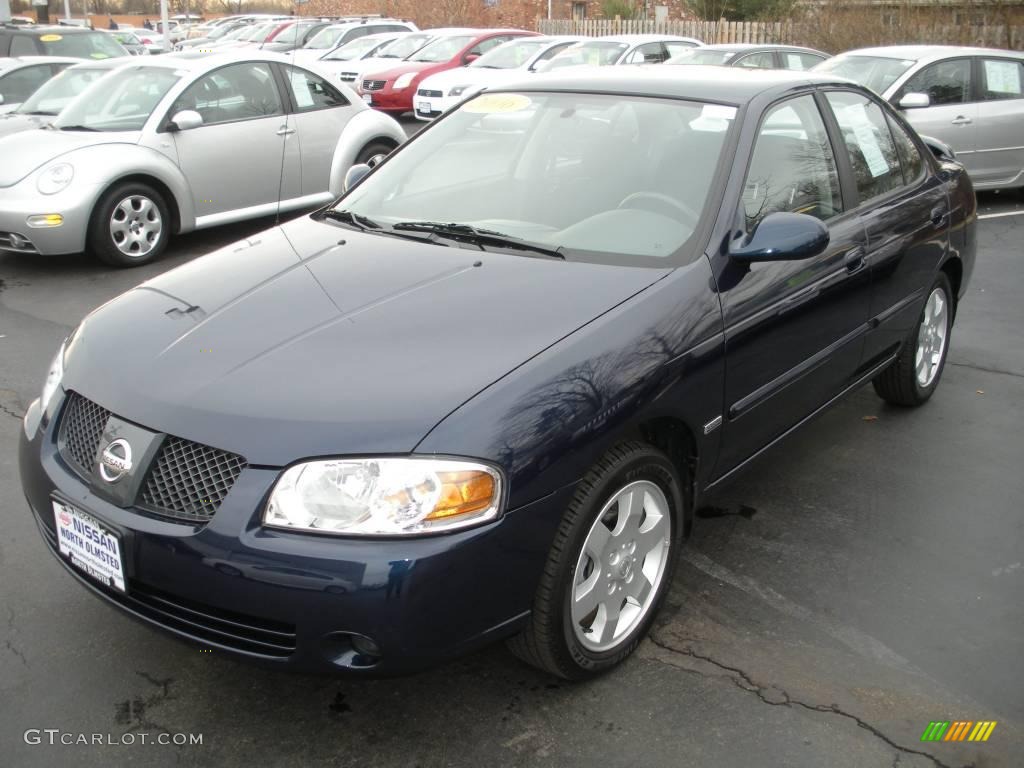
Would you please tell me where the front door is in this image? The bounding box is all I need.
[169,61,300,222]
[713,94,872,476]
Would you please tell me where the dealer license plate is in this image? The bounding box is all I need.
[417,102,432,114]
[53,500,126,593]
[362,93,373,104]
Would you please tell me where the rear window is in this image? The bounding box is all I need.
[39,31,127,60]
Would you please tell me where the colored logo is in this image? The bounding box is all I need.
[921,721,997,742]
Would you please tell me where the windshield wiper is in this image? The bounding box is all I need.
[321,209,382,231]
[24,110,58,116]
[391,222,565,259]
[58,124,99,132]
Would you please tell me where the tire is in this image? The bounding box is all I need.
[507,441,685,680]
[872,272,954,406]
[354,140,394,168]
[88,182,171,268]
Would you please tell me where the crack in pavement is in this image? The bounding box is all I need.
[646,633,970,768]
[4,605,28,668]
[0,401,22,421]
[114,671,177,735]
[947,360,1024,379]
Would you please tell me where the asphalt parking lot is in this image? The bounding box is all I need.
[1,171,1022,767]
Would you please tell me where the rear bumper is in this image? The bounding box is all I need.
[19,392,574,675]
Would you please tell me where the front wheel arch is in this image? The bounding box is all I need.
[96,173,182,235]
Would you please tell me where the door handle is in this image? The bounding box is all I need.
[950,115,972,125]
[930,206,949,229]
[844,246,866,273]
[276,126,296,136]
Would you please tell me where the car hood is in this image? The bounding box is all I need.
[421,67,517,91]
[0,129,139,188]
[0,112,53,139]
[366,61,440,81]
[65,216,668,466]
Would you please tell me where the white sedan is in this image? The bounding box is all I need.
[413,36,585,121]
[537,34,703,72]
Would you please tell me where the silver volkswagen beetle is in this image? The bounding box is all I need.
[0,51,406,266]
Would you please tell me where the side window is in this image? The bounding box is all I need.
[533,42,576,68]
[826,91,903,203]
[625,42,667,64]
[896,59,971,105]
[171,63,282,126]
[471,36,511,57]
[9,36,37,56]
[743,95,843,233]
[284,65,348,112]
[664,41,697,59]
[785,52,825,71]
[0,65,52,104]
[735,52,775,69]
[980,58,1024,101]
[885,114,925,184]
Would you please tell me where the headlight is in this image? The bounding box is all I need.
[264,458,503,536]
[40,341,66,413]
[448,85,470,97]
[37,163,74,195]
[393,72,416,90]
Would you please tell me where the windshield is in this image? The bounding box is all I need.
[17,66,107,115]
[54,66,180,131]
[207,24,236,40]
[110,31,141,46]
[669,49,736,66]
[221,25,250,41]
[40,31,127,59]
[323,35,388,61]
[331,92,733,264]
[470,39,546,69]
[814,55,916,94]
[545,42,628,70]
[304,25,348,49]
[240,22,274,42]
[376,33,431,59]
[271,22,310,45]
[411,35,475,63]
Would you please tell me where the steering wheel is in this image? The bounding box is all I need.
[618,191,700,228]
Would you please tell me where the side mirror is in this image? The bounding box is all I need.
[343,163,372,192]
[0,95,4,105]
[729,212,829,263]
[463,52,480,65]
[168,109,202,131]
[898,92,930,109]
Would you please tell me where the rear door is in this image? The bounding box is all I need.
[714,93,871,475]
[168,62,300,221]
[893,58,978,170]
[822,89,949,371]
[971,56,1024,188]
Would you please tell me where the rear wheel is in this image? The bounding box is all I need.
[354,140,394,168]
[872,272,953,406]
[88,182,170,267]
[507,442,684,680]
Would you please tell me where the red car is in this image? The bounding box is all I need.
[359,28,539,114]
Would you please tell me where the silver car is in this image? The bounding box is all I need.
[0,51,406,266]
[0,57,80,114]
[816,46,1024,190]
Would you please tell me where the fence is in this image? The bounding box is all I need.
[537,18,1024,52]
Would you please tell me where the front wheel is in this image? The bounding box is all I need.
[872,272,954,406]
[88,182,170,267]
[354,140,394,168]
[507,442,684,680]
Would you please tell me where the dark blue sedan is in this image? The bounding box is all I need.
[19,67,976,679]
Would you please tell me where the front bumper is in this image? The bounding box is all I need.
[359,84,415,114]
[0,179,98,256]
[414,92,452,121]
[19,392,573,675]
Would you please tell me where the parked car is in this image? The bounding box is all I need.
[815,45,1024,189]
[320,30,438,85]
[668,43,828,70]
[0,25,129,59]
[18,67,974,679]
[0,51,406,266]
[260,19,336,53]
[315,31,422,82]
[290,18,419,64]
[0,57,122,136]
[0,57,79,114]
[360,28,539,114]
[103,28,150,56]
[204,21,281,51]
[414,35,585,120]
[537,34,702,72]
[174,21,249,50]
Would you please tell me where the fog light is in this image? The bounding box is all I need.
[26,214,63,228]
[8,233,27,248]
[351,635,381,658]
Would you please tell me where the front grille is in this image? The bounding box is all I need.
[60,393,111,477]
[362,78,386,91]
[416,88,442,98]
[0,231,38,253]
[141,436,247,522]
[36,519,295,657]
[58,392,246,524]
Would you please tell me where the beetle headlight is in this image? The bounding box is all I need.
[40,341,66,413]
[448,85,470,97]
[393,72,416,90]
[264,458,502,536]
[37,163,74,195]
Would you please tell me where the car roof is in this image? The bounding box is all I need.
[839,44,1024,62]
[1,55,83,68]
[3,25,97,36]
[593,34,697,43]
[66,56,128,71]
[498,65,854,105]
[700,43,826,54]
[152,49,322,71]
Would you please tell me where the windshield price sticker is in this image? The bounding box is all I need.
[463,93,532,114]
[842,103,891,179]
[40,34,63,42]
